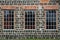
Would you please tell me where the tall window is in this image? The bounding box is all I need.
[46,10,56,29]
[4,10,14,29]
[25,10,35,29]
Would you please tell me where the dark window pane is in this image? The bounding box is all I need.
[25,26,27,29]
[53,22,56,25]
[46,25,48,29]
